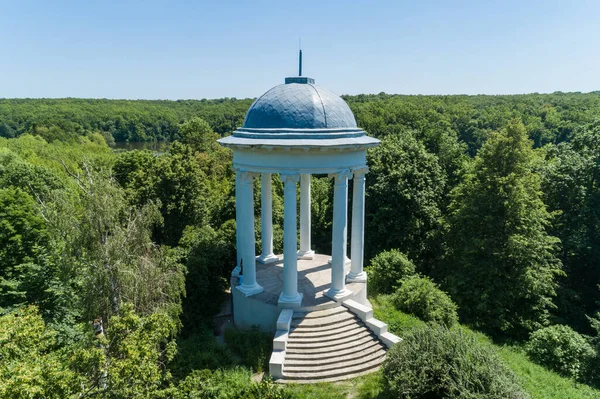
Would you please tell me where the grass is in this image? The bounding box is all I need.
[283,372,383,399]
[370,294,600,399]
[370,294,425,335]
[498,346,600,399]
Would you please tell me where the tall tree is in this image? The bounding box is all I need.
[541,121,600,330]
[365,130,446,271]
[445,119,562,338]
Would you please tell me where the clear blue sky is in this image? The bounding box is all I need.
[1,0,599,99]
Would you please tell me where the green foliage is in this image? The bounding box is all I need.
[374,294,600,399]
[169,329,234,380]
[101,304,178,398]
[587,312,600,386]
[224,327,272,373]
[54,168,185,323]
[179,223,235,331]
[2,92,600,149]
[0,187,49,311]
[153,142,212,244]
[526,325,595,381]
[0,149,62,201]
[366,131,446,270]
[366,249,416,294]
[171,368,291,399]
[445,119,562,338]
[310,176,333,255]
[497,344,600,399]
[371,294,425,336]
[113,143,232,246]
[541,122,600,330]
[382,324,530,399]
[179,117,220,153]
[392,275,458,327]
[0,306,79,399]
[112,149,157,204]
[0,187,47,270]
[0,97,252,142]
[2,92,600,397]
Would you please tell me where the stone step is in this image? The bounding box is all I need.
[288,323,367,343]
[287,329,373,349]
[285,344,386,368]
[277,365,383,384]
[290,311,356,328]
[286,333,380,355]
[284,352,386,375]
[292,306,346,320]
[276,307,393,384]
[289,321,365,339]
[285,338,386,361]
[282,355,386,381]
[290,316,357,333]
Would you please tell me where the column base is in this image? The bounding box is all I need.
[346,271,367,283]
[324,287,353,302]
[297,249,315,260]
[278,292,303,309]
[236,283,264,297]
[257,253,280,264]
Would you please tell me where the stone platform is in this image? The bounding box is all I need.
[231,254,367,332]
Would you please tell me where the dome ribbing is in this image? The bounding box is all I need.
[243,83,357,130]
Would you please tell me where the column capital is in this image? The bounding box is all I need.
[239,170,259,183]
[280,173,300,184]
[352,167,369,178]
[328,169,353,183]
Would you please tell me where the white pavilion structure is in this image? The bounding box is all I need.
[218,72,400,382]
[219,74,378,312]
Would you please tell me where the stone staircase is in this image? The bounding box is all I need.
[271,303,399,383]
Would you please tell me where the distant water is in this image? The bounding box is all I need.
[112,141,170,153]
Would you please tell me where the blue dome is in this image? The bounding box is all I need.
[243,82,357,129]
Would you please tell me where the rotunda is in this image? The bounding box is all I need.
[218,72,400,382]
[219,73,379,308]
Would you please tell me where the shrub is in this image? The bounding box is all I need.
[171,368,291,399]
[224,327,272,373]
[179,223,236,332]
[367,249,416,294]
[169,328,234,380]
[392,275,458,327]
[382,325,529,399]
[588,313,600,385]
[526,325,595,380]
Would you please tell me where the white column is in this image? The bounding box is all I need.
[297,173,314,259]
[279,173,303,307]
[232,171,242,277]
[258,173,278,264]
[326,170,353,300]
[236,171,263,297]
[347,167,368,282]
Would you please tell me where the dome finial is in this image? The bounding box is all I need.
[299,38,302,77]
[286,42,314,84]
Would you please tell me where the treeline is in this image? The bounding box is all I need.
[0,97,253,142]
[1,91,600,150]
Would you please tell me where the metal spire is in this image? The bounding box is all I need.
[298,39,303,76]
[284,40,314,84]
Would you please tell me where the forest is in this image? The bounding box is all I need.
[0,91,599,398]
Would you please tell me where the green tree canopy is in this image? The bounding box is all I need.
[445,119,562,338]
[365,131,446,270]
